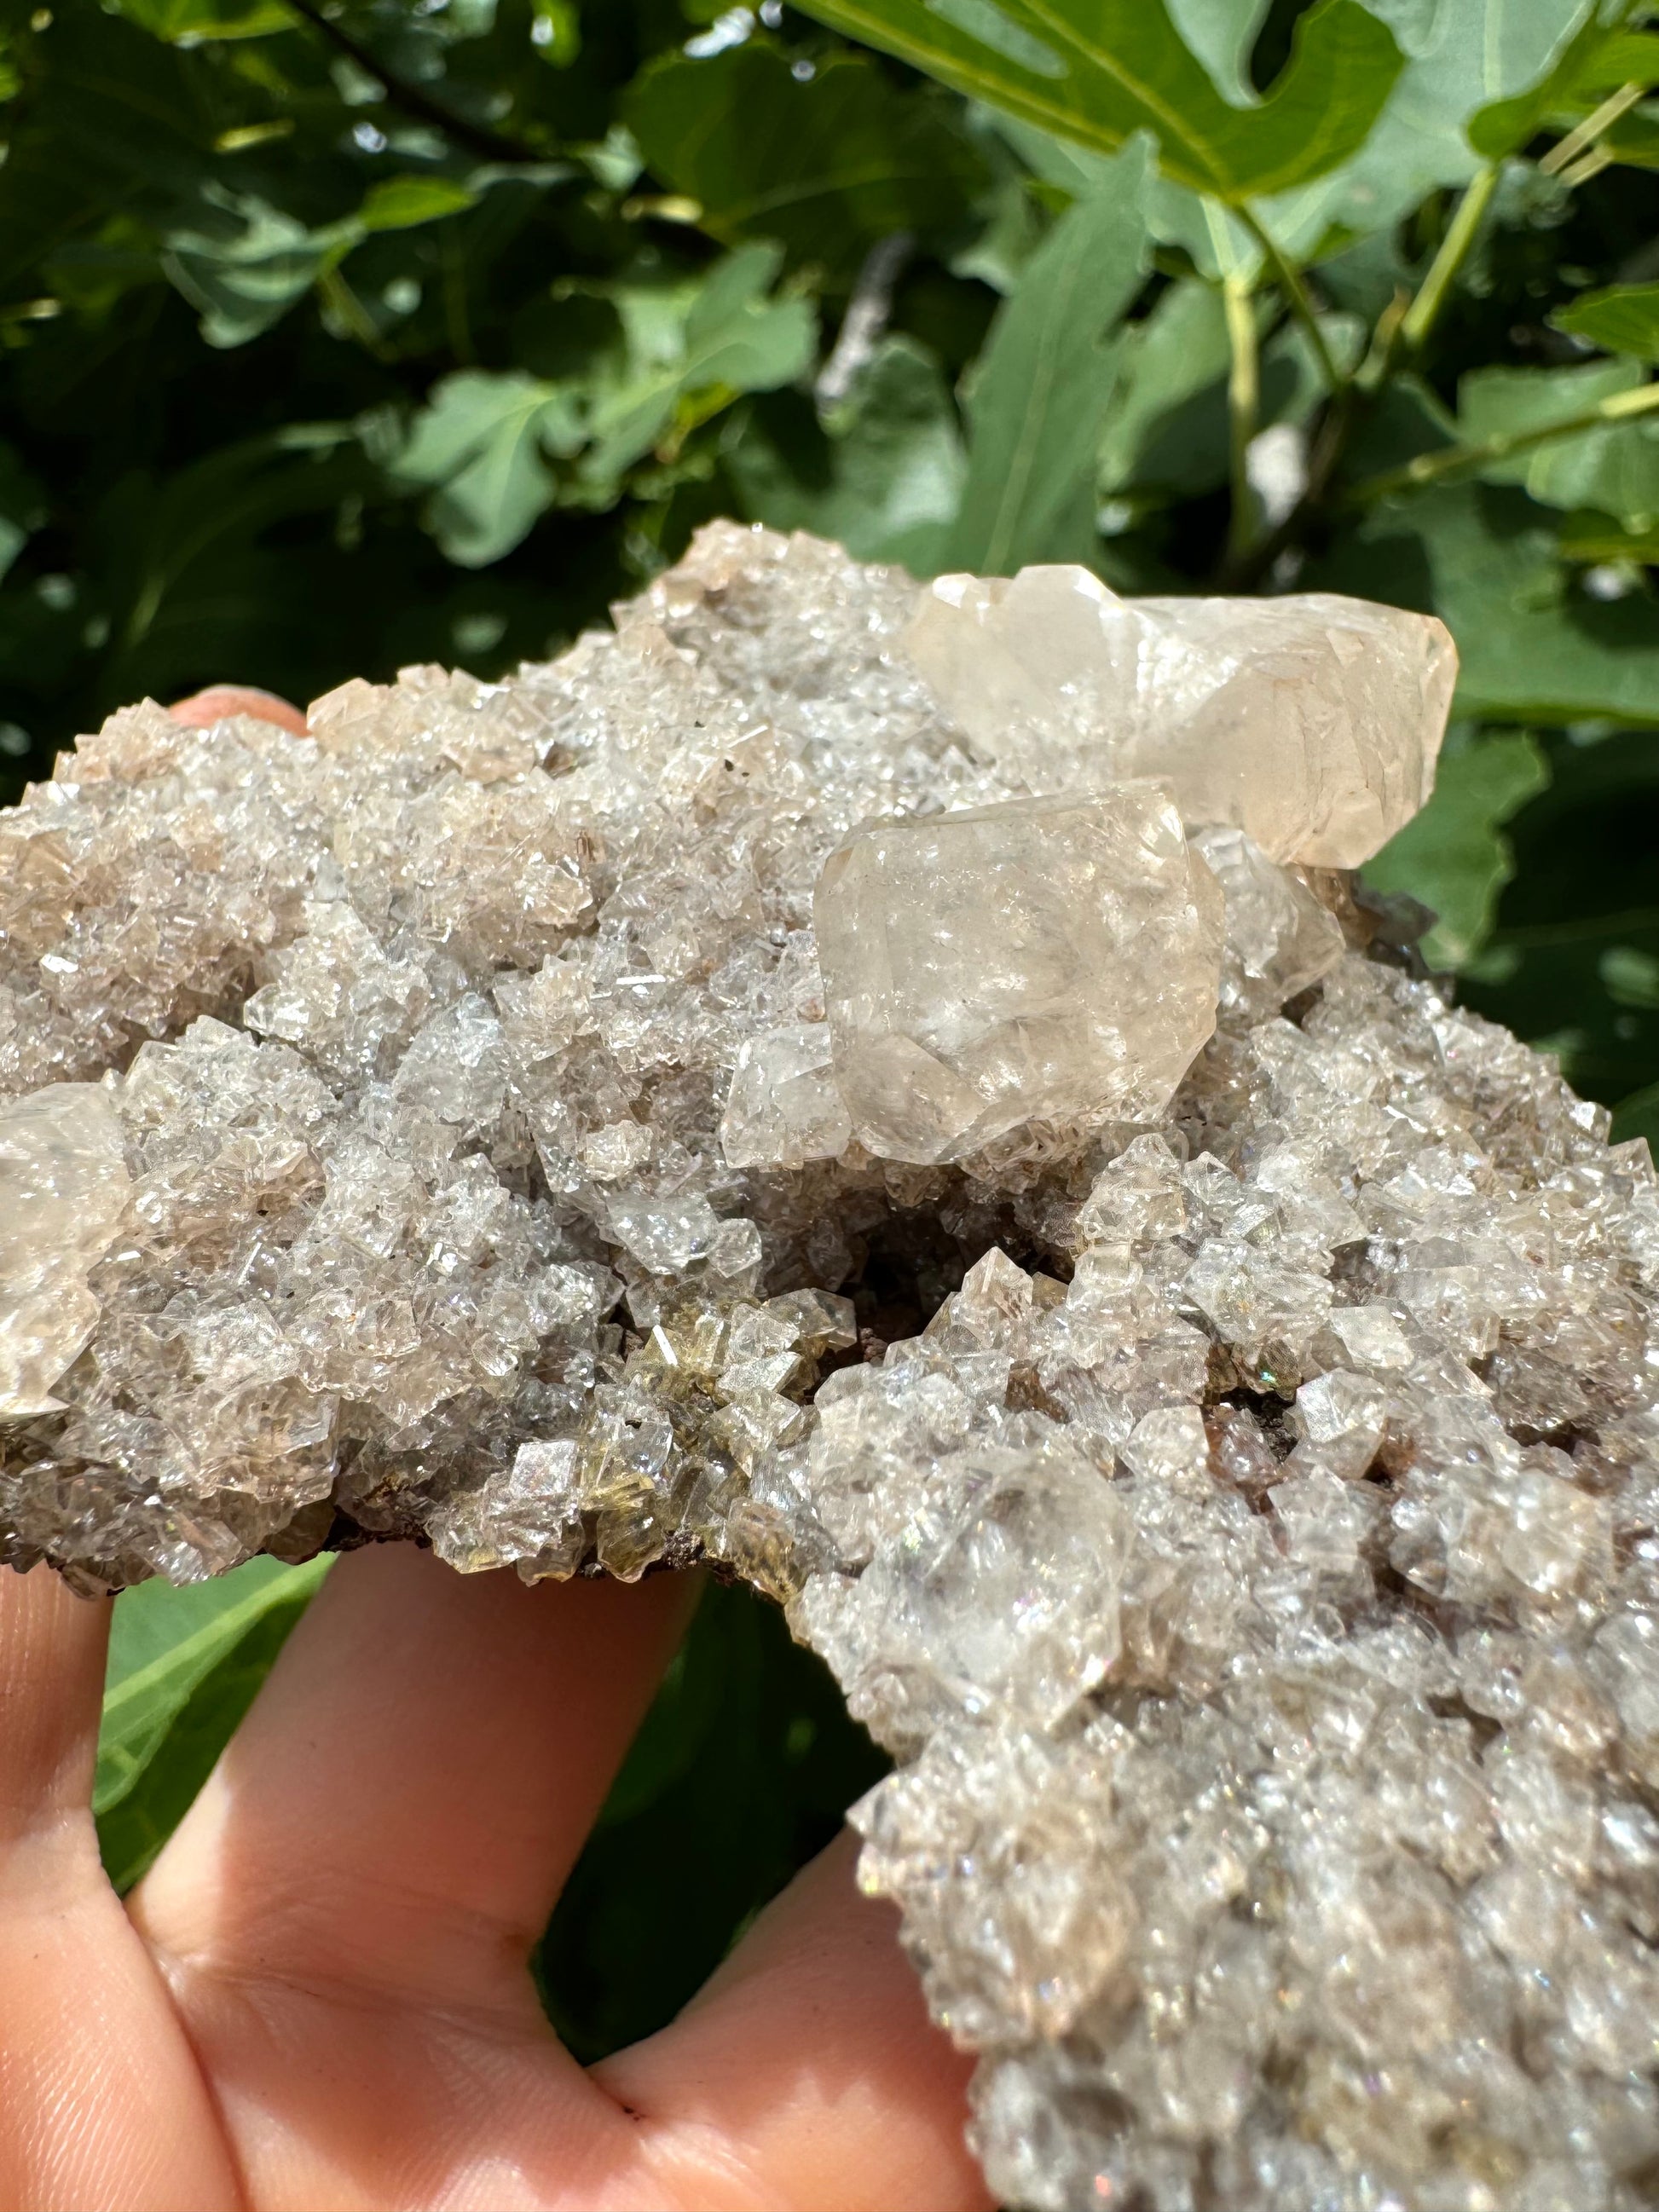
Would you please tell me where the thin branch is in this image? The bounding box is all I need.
[1344,379,1659,506]
[1540,81,1645,176]
[1398,164,1497,357]
[280,0,547,167]
[1223,275,1260,568]
[816,231,914,411]
[1234,201,1342,393]
[1560,143,1617,189]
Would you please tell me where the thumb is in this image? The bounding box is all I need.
[169,684,307,736]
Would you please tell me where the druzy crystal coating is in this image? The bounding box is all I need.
[3,523,1658,2212]
[906,565,1457,866]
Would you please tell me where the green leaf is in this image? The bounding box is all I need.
[1164,0,1273,105]
[1612,1081,1659,1153]
[945,137,1148,572]
[1558,508,1659,564]
[785,0,1402,202]
[726,334,965,569]
[97,1574,322,1893]
[95,1555,331,1817]
[110,0,294,40]
[359,175,481,232]
[1098,276,1232,495]
[583,243,816,484]
[0,439,47,584]
[1365,730,1550,968]
[398,369,585,566]
[1469,3,1633,159]
[1554,282,1659,364]
[1602,104,1659,169]
[625,45,987,278]
[1335,482,1659,725]
[1256,0,1595,265]
[1601,943,1659,1010]
[1460,360,1659,529]
[162,193,362,349]
[1098,280,1362,501]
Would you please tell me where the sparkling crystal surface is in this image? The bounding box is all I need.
[3,523,1656,2212]
[816,787,1222,1164]
[906,566,1458,866]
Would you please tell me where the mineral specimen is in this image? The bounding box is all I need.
[906,564,1458,866]
[4,522,1658,2212]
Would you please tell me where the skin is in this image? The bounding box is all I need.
[0,686,993,2212]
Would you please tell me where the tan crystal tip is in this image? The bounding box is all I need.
[906,565,1458,869]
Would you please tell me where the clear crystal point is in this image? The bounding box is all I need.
[815,786,1222,1164]
[906,564,1458,866]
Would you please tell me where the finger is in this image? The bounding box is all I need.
[596,1829,992,2212]
[127,1548,695,2212]
[170,684,307,736]
[0,1561,107,1852]
[134,1545,697,2012]
[0,1565,240,2211]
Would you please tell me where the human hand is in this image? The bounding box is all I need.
[1,1550,990,2211]
[0,686,991,2212]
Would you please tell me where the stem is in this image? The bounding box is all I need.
[280,0,546,166]
[1540,81,1645,176]
[1223,275,1260,567]
[1345,379,1659,506]
[1560,144,1616,189]
[1234,201,1342,393]
[1398,164,1497,357]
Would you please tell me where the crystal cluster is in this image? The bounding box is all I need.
[4,523,1657,2212]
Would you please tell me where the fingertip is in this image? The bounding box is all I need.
[598,1828,991,2212]
[169,684,307,736]
[0,1562,111,1848]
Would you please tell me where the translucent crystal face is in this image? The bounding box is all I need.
[3,522,1656,2212]
[0,1085,130,1416]
[906,565,1458,866]
[815,786,1223,1164]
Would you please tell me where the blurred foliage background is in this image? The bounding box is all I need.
[4,0,1657,2057]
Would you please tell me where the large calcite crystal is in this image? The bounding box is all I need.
[816,787,1223,1164]
[4,523,1659,2212]
[906,565,1457,866]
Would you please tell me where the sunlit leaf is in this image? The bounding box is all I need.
[786,0,1402,201]
[1554,282,1659,365]
[582,243,816,484]
[945,137,1148,572]
[97,1574,323,1892]
[1332,482,1659,725]
[95,1555,332,1816]
[726,334,965,569]
[1365,730,1550,968]
[1468,3,1635,159]
[1257,0,1595,263]
[627,45,987,277]
[110,0,294,41]
[359,175,481,232]
[162,193,361,348]
[398,369,584,565]
[1460,360,1659,529]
